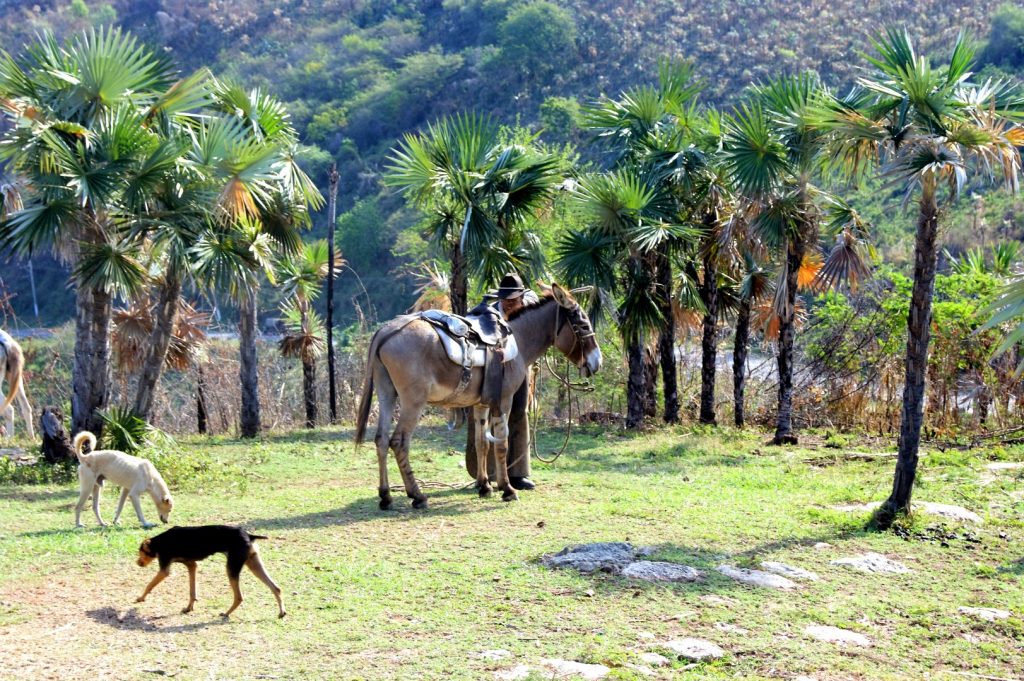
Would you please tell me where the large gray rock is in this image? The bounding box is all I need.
[621,561,702,582]
[540,658,610,679]
[831,552,910,574]
[958,606,1011,621]
[663,638,725,661]
[760,561,820,582]
[541,543,636,574]
[716,564,800,590]
[804,625,870,647]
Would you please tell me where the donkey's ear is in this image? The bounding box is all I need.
[551,283,573,307]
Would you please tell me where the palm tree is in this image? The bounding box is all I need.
[277,240,336,428]
[727,247,773,427]
[724,74,868,444]
[565,60,704,426]
[193,80,323,438]
[0,28,207,436]
[824,29,1023,525]
[385,113,561,314]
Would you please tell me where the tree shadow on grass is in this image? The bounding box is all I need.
[251,486,506,531]
[0,487,77,503]
[86,606,230,633]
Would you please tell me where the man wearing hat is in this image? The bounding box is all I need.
[465,273,536,490]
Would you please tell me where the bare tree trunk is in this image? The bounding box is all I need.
[133,271,182,421]
[626,341,646,428]
[733,297,751,427]
[878,182,939,527]
[196,363,208,435]
[450,243,467,316]
[238,291,261,438]
[773,235,805,445]
[326,164,339,424]
[699,247,719,425]
[71,282,112,436]
[302,354,317,428]
[656,249,679,423]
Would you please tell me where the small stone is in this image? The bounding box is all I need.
[917,502,982,524]
[714,622,749,634]
[831,552,911,574]
[804,625,871,646]
[540,658,610,680]
[541,543,636,574]
[760,561,820,581]
[478,650,513,661]
[621,561,702,582]
[494,665,532,681]
[699,594,737,606]
[663,638,725,661]
[636,632,656,641]
[716,564,800,590]
[986,462,1024,471]
[958,607,1011,621]
[962,632,984,644]
[639,652,670,667]
[813,542,832,550]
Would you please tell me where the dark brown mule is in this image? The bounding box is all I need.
[355,284,601,509]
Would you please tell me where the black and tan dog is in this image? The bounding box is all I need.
[136,525,285,618]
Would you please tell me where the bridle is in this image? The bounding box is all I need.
[555,300,596,365]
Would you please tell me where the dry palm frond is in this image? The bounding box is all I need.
[113,298,210,372]
[796,250,823,290]
[166,302,211,370]
[409,263,451,312]
[753,295,808,343]
[278,301,325,362]
[112,300,155,372]
[814,229,871,292]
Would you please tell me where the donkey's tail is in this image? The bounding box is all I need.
[354,326,387,448]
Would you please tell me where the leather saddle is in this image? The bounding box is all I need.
[419,308,518,369]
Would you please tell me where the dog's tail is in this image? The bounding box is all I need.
[248,533,269,541]
[72,431,97,458]
[1,341,23,415]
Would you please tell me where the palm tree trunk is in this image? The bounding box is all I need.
[878,182,939,527]
[656,249,679,423]
[626,340,646,428]
[326,163,339,424]
[71,282,112,436]
[733,297,751,427]
[450,242,467,316]
[302,354,317,428]
[773,236,805,445]
[196,363,209,435]
[133,270,182,421]
[643,347,658,417]
[699,248,719,425]
[238,290,261,438]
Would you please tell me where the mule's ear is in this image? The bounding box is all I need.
[551,283,573,307]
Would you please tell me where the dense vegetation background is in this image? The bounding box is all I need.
[0,0,1022,328]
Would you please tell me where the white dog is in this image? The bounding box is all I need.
[72,432,174,529]
[0,329,34,440]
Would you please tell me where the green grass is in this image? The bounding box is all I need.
[1,425,1022,680]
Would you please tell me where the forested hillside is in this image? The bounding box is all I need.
[0,0,1018,326]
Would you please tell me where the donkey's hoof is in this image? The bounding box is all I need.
[378,497,393,511]
[502,490,519,502]
[478,485,492,498]
[411,497,429,510]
